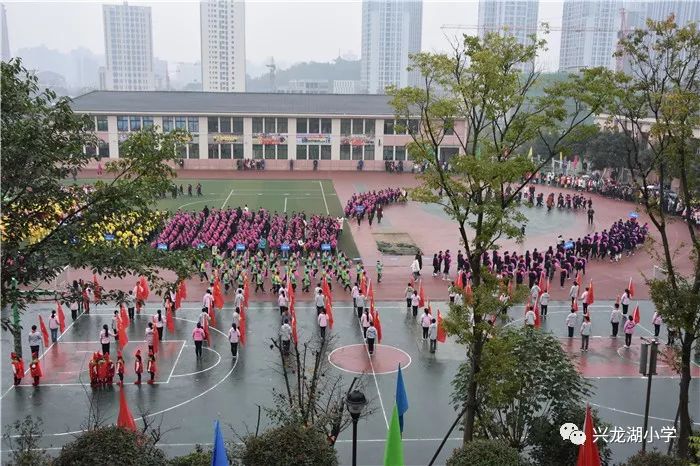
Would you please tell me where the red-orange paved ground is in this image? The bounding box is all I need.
[71,169,695,303]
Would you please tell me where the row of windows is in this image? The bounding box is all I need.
[296,145,332,160]
[340,118,375,136]
[340,144,375,161]
[163,117,199,133]
[297,118,332,134]
[208,143,244,159]
[117,116,154,132]
[86,116,109,132]
[252,144,288,160]
[208,117,243,134]
[252,117,287,134]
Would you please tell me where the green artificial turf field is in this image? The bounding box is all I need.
[71,178,360,258]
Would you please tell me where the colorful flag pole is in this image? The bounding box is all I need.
[395,365,409,434]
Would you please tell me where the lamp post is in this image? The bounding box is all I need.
[346,389,367,466]
[639,337,658,453]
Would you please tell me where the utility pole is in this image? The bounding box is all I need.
[639,337,658,453]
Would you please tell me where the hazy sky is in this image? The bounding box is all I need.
[4,0,565,72]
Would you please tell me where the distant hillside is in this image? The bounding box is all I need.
[246,58,360,92]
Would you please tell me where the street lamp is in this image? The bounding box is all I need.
[346,389,367,466]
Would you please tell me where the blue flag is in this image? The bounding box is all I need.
[396,364,409,433]
[211,420,228,466]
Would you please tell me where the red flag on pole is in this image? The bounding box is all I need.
[203,318,211,346]
[213,275,224,309]
[179,279,187,299]
[287,278,295,309]
[572,299,579,312]
[633,305,640,324]
[374,311,382,343]
[208,303,217,327]
[465,280,473,304]
[534,299,541,329]
[166,305,175,333]
[538,272,546,295]
[118,319,129,350]
[174,289,182,310]
[576,403,602,466]
[455,272,463,290]
[140,276,150,300]
[418,282,426,307]
[628,277,635,298]
[437,309,446,343]
[325,301,334,328]
[239,311,246,346]
[367,281,375,305]
[38,316,49,347]
[291,314,298,345]
[152,324,159,354]
[120,303,130,327]
[586,281,595,305]
[322,277,333,308]
[117,387,138,432]
[576,272,582,286]
[243,274,250,308]
[93,274,101,302]
[56,302,66,333]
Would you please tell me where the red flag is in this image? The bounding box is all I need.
[427,301,433,315]
[140,276,150,300]
[633,305,640,324]
[367,281,375,304]
[291,314,298,345]
[93,274,101,302]
[287,278,295,309]
[117,387,138,432]
[455,272,464,290]
[437,309,446,343]
[243,275,250,308]
[239,311,246,346]
[56,302,66,333]
[166,305,175,333]
[465,280,473,304]
[628,277,635,298]
[322,277,333,307]
[179,280,187,299]
[208,303,217,327]
[174,290,182,310]
[576,403,602,466]
[572,299,579,312]
[576,272,582,286]
[374,311,382,344]
[586,281,595,305]
[118,320,129,350]
[213,275,224,309]
[538,272,546,295]
[120,303,130,327]
[38,316,49,347]
[360,273,367,295]
[418,283,426,307]
[534,299,541,329]
[152,325,159,354]
[203,318,211,346]
[325,302,334,328]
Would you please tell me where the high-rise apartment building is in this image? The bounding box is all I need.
[102,3,154,91]
[647,1,700,26]
[360,0,422,95]
[477,0,539,73]
[559,0,618,72]
[1,3,10,61]
[200,0,246,92]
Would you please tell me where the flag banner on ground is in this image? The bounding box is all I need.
[93,274,101,302]
[360,273,367,295]
[384,405,405,466]
[38,316,49,347]
[179,280,187,299]
[633,305,640,324]
[628,277,635,298]
[437,310,446,343]
[395,365,409,433]
[538,271,547,295]
[56,302,66,333]
[209,303,217,327]
[117,387,137,432]
[586,281,595,305]
[152,323,159,354]
[322,277,333,307]
[212,420,228,466]
[576,403,602,466]
[325,301,334,328]
[418,283,426,308]
[118,320,129,350]
[120,303,130,327]
[213,275,224,309]
[534,299,541,329]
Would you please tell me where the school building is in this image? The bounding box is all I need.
[69,91,466,170]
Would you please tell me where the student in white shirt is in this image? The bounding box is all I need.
[524,306,536,328]
[360,309,373,339]
[610,303,622,337]
[621,289,631,315]
[420,309,432,340]
[100,324,116,355]
[234,289,244,310]
[539,291,550,316]
[232,308,241,328]
[153,310,165,340]
[569,283,579,304]
[565,309,577,338]
[411,291,420,317]
[428,318,438,353]
[49,310,60,343]
[365,323,377,355]
[145,322,155,353]
[529,284,540,305]
[314,290,326,315]
[278,291,289,315]
[652,311,663,337]
[279,319,292,355]
[356,292,366,319]
[318,309,329,339]
[202,289,214,310]
[228,323,240,358]
[351,284,360,310]
[580,315,592,351]
[580,287,590,315]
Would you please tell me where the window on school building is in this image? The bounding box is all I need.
[188,143,199,159]
[232,143,243,159]
[321,145,331,160]
[130,116,141,131]
[232,118,243,135]
[208,143,219,158]
[143,117,154,129]
[117,116,129,132]
[96,116,108,131]
[340,144,351,160]
[383,119,420,135]
[98,141,110,158]
[383,146,394,160]
[443,119,454,135]
[208,117,219,133]
[175,116,187,130]
[341,118,374,135]
[308,145,319,160]
[162,117,174,132]
[440,147,459,161]
[253,144,263,159]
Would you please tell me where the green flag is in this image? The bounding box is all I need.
[384,406,405,466]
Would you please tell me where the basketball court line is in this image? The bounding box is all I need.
[221,189,234,209]
[327,344,412,375]
[353,310,390,430]
[166,340,187,383]
[319,180,330,214]
[169,346,221,378]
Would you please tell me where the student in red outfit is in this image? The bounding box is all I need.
[10,353,24,386]
[147,351,157,384]
[29,352,42,386]
[134,350,143,385]
[116,351,126,386]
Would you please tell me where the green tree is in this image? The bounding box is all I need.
[2,416,52,466]
[602,18,700,458]
[624,451,690,466]
[446,439,520,466]
[239,423,338,466]
[169,445,212,466]
[1,58,200,356]
[388,30,610,444]
[54,426,166,465]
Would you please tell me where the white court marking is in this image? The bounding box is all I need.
[319,180,330,215]
[170,346,222,378]
[176,198,226,210]
[221,189,234,209]
[327,344,412,376]
[353,318,390,430]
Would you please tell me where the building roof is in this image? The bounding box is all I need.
[69,91,400,117]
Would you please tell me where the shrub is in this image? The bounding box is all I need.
[624,451,689,466]
[169,445,212,466]
[54,426,166,466]
[446,439,520,466]
[240,423,337,466]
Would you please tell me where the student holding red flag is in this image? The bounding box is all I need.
[213,274,224,309]
[27,325,43,356]
[10,353,24,386]
[29,352,42,386]
[56,302,66,333]
[373,310,382,344]
[621,288,631,315]
[38,316,50,347]
[437,310,446,343]
[146,351,157,384]
[166,304,175,333]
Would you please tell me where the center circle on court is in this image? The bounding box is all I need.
[328,344,411,375]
